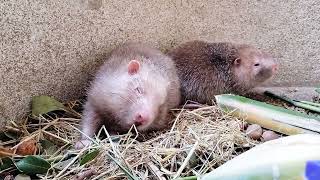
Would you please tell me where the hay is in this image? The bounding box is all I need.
[2,101,257,179]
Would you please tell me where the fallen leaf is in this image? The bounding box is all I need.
[15,155,51,175]
[16,139,37,156]
[31,96,66,116]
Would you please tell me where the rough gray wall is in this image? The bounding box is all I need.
[1,0,320,121]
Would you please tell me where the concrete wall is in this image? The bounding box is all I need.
[1,0,320,121]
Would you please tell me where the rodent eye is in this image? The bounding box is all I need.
[135,87,143,94]
[254,63,260,66]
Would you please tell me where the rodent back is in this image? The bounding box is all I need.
[168,41,237,102]
[168,40,277,104]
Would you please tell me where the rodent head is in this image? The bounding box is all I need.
[232,45,278,89]
[104,59,169,132]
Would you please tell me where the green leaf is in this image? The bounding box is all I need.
[0,157,14,171]
[31,96,66,116]
[15,155,51,175]
[80,149,100,166]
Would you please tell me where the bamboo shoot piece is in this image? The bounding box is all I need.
[201,134,320,180]
[215,94,320,134]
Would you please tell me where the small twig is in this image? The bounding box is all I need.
[4,126,24,134]
[122,126,139,156]
[169,105,186,133]
[65,107,82,118]
[103,126,120,157]
[102,147,139,180]
[70,124,99,146]
[12,133,38,149]
[0,139,19,146]
[147,162,166,180]
[51,143,72,158]
[0,167,15,176]
[42,130,70,144]
[173,141,199,179]
[160,167,175,175]
[55,148,86,178]
[104,126,138,178]
[12,117,61,149]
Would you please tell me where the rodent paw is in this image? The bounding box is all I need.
[75,139,92,149]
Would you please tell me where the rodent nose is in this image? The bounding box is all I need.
[272,64,278,72]
[134,113,149,126]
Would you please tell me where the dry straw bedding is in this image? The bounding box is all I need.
[2,101,257,179]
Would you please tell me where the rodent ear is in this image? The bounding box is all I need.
[234,58,241,66]
[128,60,140,75]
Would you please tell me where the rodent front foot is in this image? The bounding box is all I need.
[75,139,92,149]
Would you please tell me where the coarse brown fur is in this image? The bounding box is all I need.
[167,40,278,104]
[77,42,180,147]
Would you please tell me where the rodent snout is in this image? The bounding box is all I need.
[134,112,150,126]
[271,64,278,72]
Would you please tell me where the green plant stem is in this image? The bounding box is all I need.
[265,91,320,113]
[292,101,320,113]
[264,91,294,104]
[299,100,320,107]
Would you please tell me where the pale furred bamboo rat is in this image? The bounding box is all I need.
[75,42,181,149]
